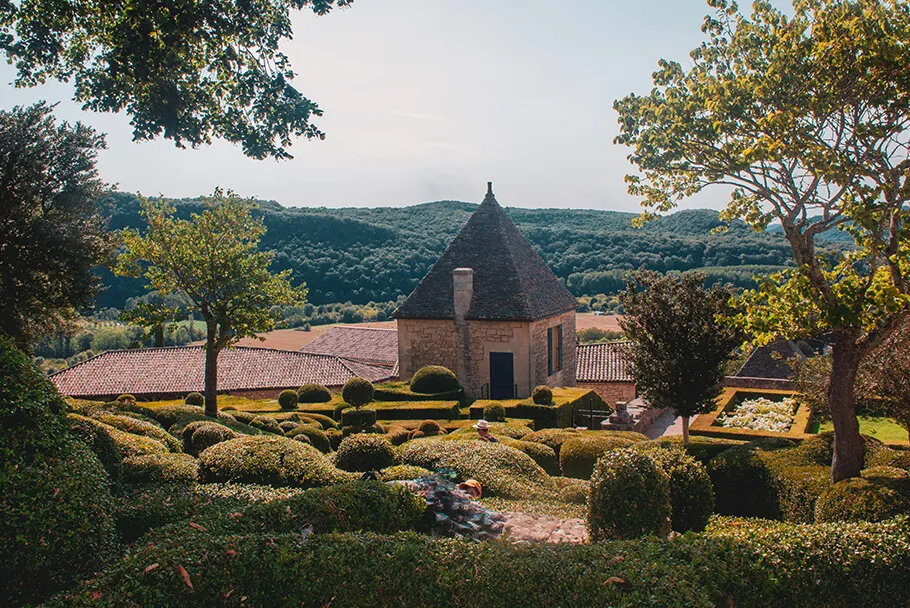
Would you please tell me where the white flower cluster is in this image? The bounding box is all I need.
[718,396,798,433]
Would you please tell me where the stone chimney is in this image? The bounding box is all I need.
[452,268,474,320]
[452,268,474,393]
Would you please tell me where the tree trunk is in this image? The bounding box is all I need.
[827,337,864,483]
[204,321,219,418]
[681,415,690,444]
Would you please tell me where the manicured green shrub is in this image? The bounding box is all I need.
[532,385,553,405]
[397,439,556,499]
[386,425,411,446]
[107,426,170,457]
[293,433,312,445]
[796,431,884,467]
[167,410,260,439]
[409,365,460,394]
[342,376,375,407]
[277,389,299,410]
[325,428,343,450]
[557,478,589,504]
[632,435,746,464]
[560,435,637,479]
[507,439,560,476]
[380,464,433,481]
[298,411,339,430]
[121,453,198,484]
[226,409,257,424]
[198,435,356,488]
[184,392,205,406]
[483,402,506,422]
[707,442,784,519]
[868,448,910,471]
[521,428,582,456]
[286,424,331,453]
[451,422,534,440]
[67,413,123,482]
[587,448,671,541]
[418,419,442,435]
[297,383,332,403]
[341,406,377,428]
[642,447,714,532]
[251,415,283,434]
[335,434,395,472]
[279,420,302,433]
[181,421,238,456]
[96,413,182,452]
[116,393,137,404]
[0,337,117,607]
[815,468,910,523]
[409,429,426,440]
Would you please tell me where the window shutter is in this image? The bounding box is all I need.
[557,324,563,371]
[547,327,554,375]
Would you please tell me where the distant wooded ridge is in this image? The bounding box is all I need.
[96,192,845,310]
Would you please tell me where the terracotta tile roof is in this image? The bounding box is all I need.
[576,342,633,383]
[50,346,394,399]
[299,326,399,367]
[394,183,577,322]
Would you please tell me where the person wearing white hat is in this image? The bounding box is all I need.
[472,419,499,443]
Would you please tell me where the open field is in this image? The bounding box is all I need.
[575,313,624,333]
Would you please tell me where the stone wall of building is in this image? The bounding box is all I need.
[465,320,532,398]
[396,319,460,382]
[529,310,577,391]
[576,381,636,408]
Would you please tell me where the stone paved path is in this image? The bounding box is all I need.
[645,410,685,439]
[499,511,588,544]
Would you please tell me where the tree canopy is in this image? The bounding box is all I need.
[0,103,114,347]
[614,0,910,481]
[0,0,351,159]
[117,190,305,415]
[619,271,742,443]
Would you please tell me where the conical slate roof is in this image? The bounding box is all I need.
[394,183,577,321]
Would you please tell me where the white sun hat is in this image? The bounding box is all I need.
[473,419,491,430]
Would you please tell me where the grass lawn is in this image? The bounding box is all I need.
[480,498,586,519]
[819,416,908,444]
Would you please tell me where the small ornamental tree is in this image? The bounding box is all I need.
[342,377,375,409]
[620,271,742,444]
[614,0,910,481]
[117,191,305,417]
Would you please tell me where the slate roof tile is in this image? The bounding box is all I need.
[576,341,633,383]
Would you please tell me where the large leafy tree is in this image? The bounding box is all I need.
[620,271,742,444]
[614,0,910,481]
[0,102,114,348]
[118,191,306,415]
[0,0,351,160]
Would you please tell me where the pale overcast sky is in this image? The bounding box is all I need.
[0,0,736,211]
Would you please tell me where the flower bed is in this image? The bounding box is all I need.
[718,397,799,433]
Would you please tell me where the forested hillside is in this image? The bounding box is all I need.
[97,193,824,309]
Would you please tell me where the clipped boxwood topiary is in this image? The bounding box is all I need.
[342,376,375,408]
[386,426,411,446]
[95,413,183,452]
[326,428,343,450]
[522,428,582,457]
[198,435,356,488]
[279,420,302,433]
[532,385,553,405]
[298,383,332,403]
[409,365,459,394]
[380,464,433,481]
[184,392,205,406]
[707,442,783,519]
[815,469,910,523]
[106,426,170,458]
[632,435,746,465]
[483,402,506,422]
[418,419,442,435]
[182,421,238,456]
[121,453,199,484]
[116,393,137,404]
[587,448,671,541]
[0,337,117,607]
[643,447,714,532]
[286,424,331,453]
[869,448,910,471]
[510,439,560,476]
[278,389,299,410]
[299,412,339,430]
[251,415,283,434]
[335,434,396,472]
[560,435,637,479]
[67,413,123,482]
[342,407,378,428]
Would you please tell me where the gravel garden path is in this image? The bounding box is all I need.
[499,511,588,544]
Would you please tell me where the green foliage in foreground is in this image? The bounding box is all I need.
[49,517,910,607]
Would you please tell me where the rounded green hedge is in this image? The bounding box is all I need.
[116,393,137,404]
[506,439,560,476]
[299,412,339,430]
[297,383,332,403]
[95,413,183,452]
[707,442,783,519]
[587,448,671,541]
[0,337,117,607]
[418,419,442,435]
[198,436,356,488]
[106,425,170,458]
[251,415,283,434]
[181,421,238,456]
[342,376,375,407]
[380,464,433,481]
[868,448,910,471]
[278,389,299,410]
[121,453,199,484]
[482,402,506,422]
[386,426,411,446]
[560,435,637,479]
[522,428,582,456]
[326,428,343,450]
[286,424,331,453]
[642,447,714,533]
[67,413,123,482]
[632,435,746,465]
[335,434,396,472]
[409,365,459,394]
[815,469,910,523]
[341,407,377,428]
[796,432,884,467]
[184,392,205,406]
[532,385,553,405]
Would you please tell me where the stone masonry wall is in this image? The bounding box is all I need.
[396,319,460,382]
[465,320,532,398]
[576,381,636,408]
[530,310,577,391]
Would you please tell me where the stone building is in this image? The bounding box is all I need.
[393,183,578,399]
